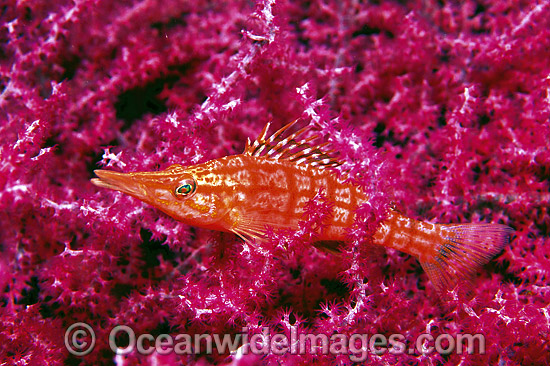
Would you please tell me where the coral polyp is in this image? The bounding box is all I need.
[0,1,549,365]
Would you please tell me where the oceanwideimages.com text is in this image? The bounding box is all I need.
[65,323,486,361]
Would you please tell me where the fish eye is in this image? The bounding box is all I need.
[174,179,196,198]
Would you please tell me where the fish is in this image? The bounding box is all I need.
[91,120,512,292]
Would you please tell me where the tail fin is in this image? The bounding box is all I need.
[419,223,513,293]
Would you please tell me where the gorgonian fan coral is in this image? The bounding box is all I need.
[1,0,549,365]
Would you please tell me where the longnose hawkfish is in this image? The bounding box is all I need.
[92,120,512,292]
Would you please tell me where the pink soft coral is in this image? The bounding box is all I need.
[1,0,549,365]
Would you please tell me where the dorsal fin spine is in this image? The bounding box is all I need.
[259,122,271,140]
[256,144,267,155]
[244,120,344,169]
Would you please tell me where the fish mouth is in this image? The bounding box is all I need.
[91,170,144,197]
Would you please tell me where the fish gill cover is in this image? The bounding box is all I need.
[0,0,549,365]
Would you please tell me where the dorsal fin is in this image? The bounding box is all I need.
[243,120,343,169]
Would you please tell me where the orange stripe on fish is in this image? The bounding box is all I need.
[91,120,512,293]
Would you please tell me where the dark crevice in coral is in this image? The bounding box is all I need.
[426,177,436,188]
[151,12,189,31]
[439,48,450,63]
[116,256,130,269]
[478,113,490,127]
[288,312,297,325]
[98,350,116,365]
[472,163,489,183]
[150,321,173,338]
[64,355,84,366]
[290,267,300,279]
[0,77,8,94]
[352,25,381,38]
[297,35,310,49]
[110,283,134,299]
[68,233,87,251]
[533,208,549,237]
[472,165,482,183]
[114,61,197,131]
[320,278,349,298]
[139,228,177,270]
[373,122,386,148]
[23,6,32,21]
[352,24,394,39]
[471,26,490,35]
[488,259,523,286]
[167,62,196,76]
[42,136,61,154]
[85,148,109,179]
[471,2,486,17]
[437,106,447,127]
[15,276,40,306]
[59,54,82,81]
[373,124,409,149]
[289,19,310,49]
[39,300,61,318]
[115,75,179,131]
[0,5,8,18]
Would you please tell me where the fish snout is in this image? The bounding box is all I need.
[91,169,144,197]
